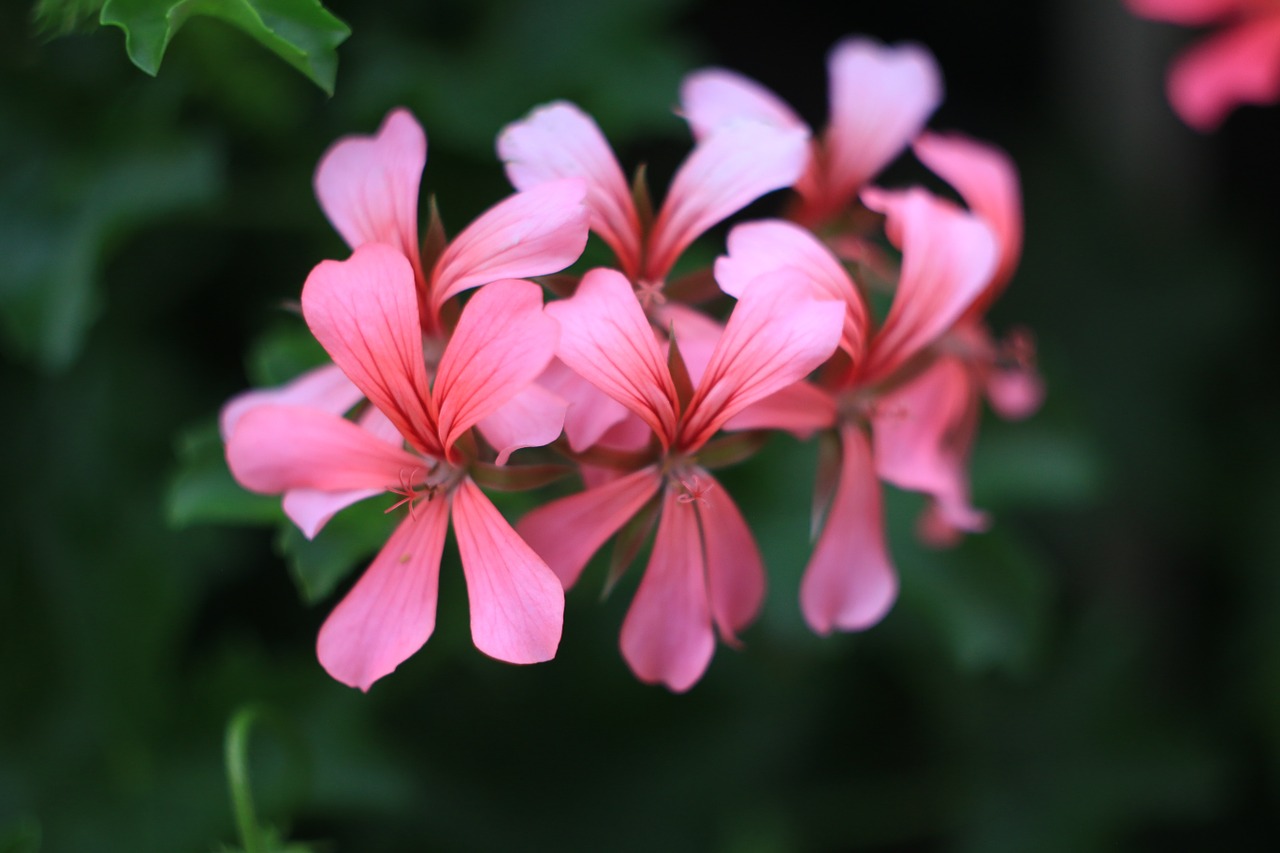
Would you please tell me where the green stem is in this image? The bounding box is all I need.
[225,704,267,853]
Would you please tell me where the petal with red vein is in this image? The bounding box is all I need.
[316,499,449,691]
[452,479,564,664]
[801,426,898,633]
[220,363,362,441]
[722,380,837,439]
[430,180,589,310]
[433,279,558,457]
[497,102,642,277]
[695,470,765,643]
[302,244,438,454]
[226,404,421,494]
[476,383,567,465]
[313,108,425,276]
[620,488,715,692]
[517,465,662,589]
[546,268,679,447]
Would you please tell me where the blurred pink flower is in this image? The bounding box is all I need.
[517,267,843,691]
[226,244,565,690]
[1127,0,1280,130]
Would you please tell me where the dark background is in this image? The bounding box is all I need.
[3,0,1279,849]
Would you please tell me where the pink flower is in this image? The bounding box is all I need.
[1127,0,1280,130]
[716,189,998,633]
[517,268,843,691]
[226,244,565,690]
[497,101,809,298]
[681,36,943,228]
[315,107,591,335]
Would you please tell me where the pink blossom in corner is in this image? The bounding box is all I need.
[517,268,843,691]
[226,244,565,690]
[716,188,998,634]
[497,100,809,299]
[681,36,943,228]
[1126,0,1280,130]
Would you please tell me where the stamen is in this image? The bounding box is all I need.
[385,467,433,518]
[676,474,713,507]
[635,279,667,308]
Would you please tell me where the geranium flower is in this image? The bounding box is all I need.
[226,244,565,690]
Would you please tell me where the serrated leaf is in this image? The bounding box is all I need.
[167,421,283,528]
[99,0,350,95]
[277,497,397,605]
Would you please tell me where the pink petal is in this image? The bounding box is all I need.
[820,37,943,209]
[1125,0,1252,25]
[716,219,870,358]
[497,102,642,278]
[694,470,765,642]
[282,487,382,539]
[313,108,426,279]
[517,466,663,588]
[226,404,422,495]
[433,279,559,458]
[679,68,808,141]
[620,487,715,692]
[873,357,988,535]
[1166,15,1280,131]
[801,426,898,634]
[987,362,1046,421]
[678,273,844,451]
[545,268,680,447]
[652,302,725,387]
[646,121,810,282]
[913,132,1023,300]
[860,188,997,384]
[220,363,362,441]
[721,380,837,438]
[451,479,564,664]
[301,244,438,455]
[476,382,567,465]
[316,498,449,691]
[538,358,631,453]
[429,180,589,312]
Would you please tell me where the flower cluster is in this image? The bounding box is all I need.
[221,36,1042,693]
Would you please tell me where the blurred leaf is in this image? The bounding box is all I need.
[98,0,349,95]
[0,139,220,370]
[973,420,1105,509]
[31,0,103,34]
[246,322,329,388]
[277,496,397,604]
[0,818,40,853]
[168,421,283,528]
[899,529,1053,677]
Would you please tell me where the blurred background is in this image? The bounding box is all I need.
[3,0,1279,850]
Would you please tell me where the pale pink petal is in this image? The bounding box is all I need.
[822,38,943,208]
[646,121,810,282]
[873,357,988,535]
[860,188,997,384]
[694,470,765,642]
[1166,15,1280,131]
[497,102,642,277]
[283,487,382,539]
[1125,0,1253,25]
[220,364,361,441]
[517,466,663,588]
[917,501,966,549]
[433,279,558,458]
[429,180,589,311]
[987,362,1046,421]
[314,108,425,278]
[316,498,449,691]
[678,273,844,451]
[913,132,1023,299]
[545,268,679,447]
[476,383,567,465]
[226,405,422,494]
[801,426,898,633]
[451,479,564,664]
[538,358,631,453]
[721,380,837,438]
[679,68,808,141]
[716,219,870,358]
[301,244,438,454]
[620,488,715,692]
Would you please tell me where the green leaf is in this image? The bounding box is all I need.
[277,497,398,605]
[167,421,284,528]
[99,0,350,95]
[0,817,41,853]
